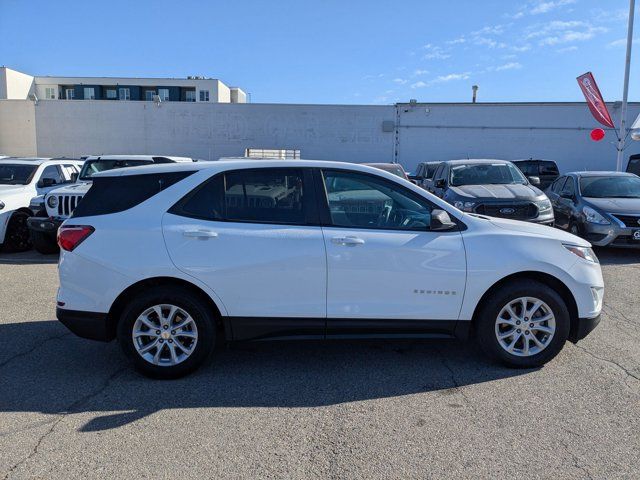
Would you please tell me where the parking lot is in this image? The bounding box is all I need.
[0,249,638,479]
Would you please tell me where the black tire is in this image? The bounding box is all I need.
[476,279,570,368]
[31,229,59,254]
[117,286,216,379]
[3,212,32,252]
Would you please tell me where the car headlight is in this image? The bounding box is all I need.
[583,206,610,225]
[563,244,599,263]
[535,199,552,213]
[47,196,58,208]
[453,201,476,212]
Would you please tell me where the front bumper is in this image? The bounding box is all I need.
[57,307,115,342]
[583,222,640,248]
[26,216,64,234]
[569,314,601,343]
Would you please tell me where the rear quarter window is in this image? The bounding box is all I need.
[71,171,195,218]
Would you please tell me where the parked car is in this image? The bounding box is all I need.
[626,154,640,176]
[363,163,409,180]
[428,159,554,225]
[546,171,640,248]
[27,155,196,254]
[409,161,439,189]
[0,157,83,252]
[56,159,602,378]
[512,159,560,190]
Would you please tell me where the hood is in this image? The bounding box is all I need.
[0,185,28,197]
[450,183,543,201]
[584,197,640,215]
[480,215,591,247]
[46,182,92,196]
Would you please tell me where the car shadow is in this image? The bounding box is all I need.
[594,247,640,266]
[0,320,531,433]
[0,251,58,265]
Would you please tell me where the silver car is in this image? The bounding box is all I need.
[546,171,640,248]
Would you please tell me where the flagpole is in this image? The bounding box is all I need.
[617,0,635,171]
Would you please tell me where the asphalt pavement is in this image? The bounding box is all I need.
[0,249,638,479]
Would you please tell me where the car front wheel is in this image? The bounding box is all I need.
[476,280,570,368]
[117,286,216,379]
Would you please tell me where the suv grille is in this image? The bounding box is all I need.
[56,195,84,216]
[474,203,538,220]
[612,214,640,228]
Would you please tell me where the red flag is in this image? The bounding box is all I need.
[577,72,615,129]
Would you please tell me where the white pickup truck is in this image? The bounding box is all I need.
[28,155,197,253]
[0,158,83,252]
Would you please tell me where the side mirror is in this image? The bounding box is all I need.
[560,192,575,200]
[528,176,541,186]
[408,174,419,181]
[37,178,56,188]
[430,209,457,231]
[434,178,446,189]
[70,172,79,182]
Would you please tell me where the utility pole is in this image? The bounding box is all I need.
[617,0,635,171]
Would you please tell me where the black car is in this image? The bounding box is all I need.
[429,159,554,224]
[512,159,560,190]
[546,171,640,248]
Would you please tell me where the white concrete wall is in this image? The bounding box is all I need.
[29,101,395,161]
[231,88,247,104]
[396,102,640,173]
[1,99,639,173]
[0,100,37,156]
[0,67,35,99]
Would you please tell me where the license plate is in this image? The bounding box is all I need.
[633,230,640,241]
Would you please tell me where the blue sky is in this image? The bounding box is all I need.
[0,0,636,104]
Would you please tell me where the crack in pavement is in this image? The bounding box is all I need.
[573,344,640,384]
[435,347,477,413]
[558,437,594,480]
[0,332,71,369]
[2,366,127,480]
[603,302,640,331]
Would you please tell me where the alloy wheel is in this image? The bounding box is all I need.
[495,297,556,357]
[132,304,198,366]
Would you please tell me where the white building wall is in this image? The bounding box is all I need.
[28,101,395,161]
[230,88,247,103]
[1,99,639,172]
[0,100,37,156]
[396,102,640,172]
[0,67,35,99]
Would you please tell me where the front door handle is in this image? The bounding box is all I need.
[331,236,365,246]
[183,229,218,239]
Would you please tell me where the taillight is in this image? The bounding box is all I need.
[58,225,95,252]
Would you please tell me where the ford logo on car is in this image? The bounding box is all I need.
[500,207,516,215]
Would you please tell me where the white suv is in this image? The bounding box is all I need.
[56,160,604,378]
[0,157,82,252]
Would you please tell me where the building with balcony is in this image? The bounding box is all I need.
[0,67,247,103]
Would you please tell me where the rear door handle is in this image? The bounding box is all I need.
[331,236,365,246]
[182,229,218,239]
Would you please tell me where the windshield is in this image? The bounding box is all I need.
[79,159,153,180]
[450,163,527,186]
[0,164,38,185]
[580,176,640,199]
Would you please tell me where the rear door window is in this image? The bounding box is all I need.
[539,161,559,175]
[171,168,312,225]
[515,161,536,176]
[560,177,575,196]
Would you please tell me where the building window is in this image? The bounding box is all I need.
[118,88,130,101]
[158,88,170,101]
[145,90,156,101]
[65,89,75,100]
[199,90,210,102]
[185,90,196,102]
[45,87,56,99]
[105,89,117,99]
[83,87,95,100]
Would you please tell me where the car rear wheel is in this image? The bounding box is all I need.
[476,280,570,368]
[3,212,32,252]
[31,230,59,254]
[117,286,216,378]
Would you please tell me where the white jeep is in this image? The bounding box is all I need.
[0,158,83,252]
[28,155,197,253]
